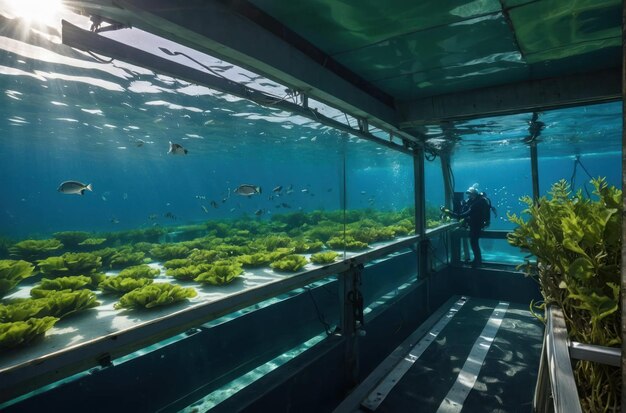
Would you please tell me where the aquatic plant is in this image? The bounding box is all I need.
[0,237,14,259]
[149,244,190,261]
[194,260,243,285]
[166,263,212,281]
[99,276,153,294]
[9,239,63,261]
[107,227,167,244]
[0,317,59,350]
[0,290,99,321]
[0,259,35,299]
[293,239,324,253]
[213,244,251,257]
[108,248,147,269]
[90,247,118,267]
[326,236,368,251]
[30,275,94,298]
[114,283,197,310]
[304,221,343,242]
[38,252,102,278]
[508,178,621,412]
[270,254,308,272]
[310,251,339,265]
[78,238,107,247]
[187,249,222,263]
[53,231,90,249]
[237,252,274,268]
[163,258,191,269]
[118,264,160,279]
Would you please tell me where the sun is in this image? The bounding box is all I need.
[3,0,64,25]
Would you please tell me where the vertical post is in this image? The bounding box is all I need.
[414,147,430,312]
[530,141,540,202]
[414,148,427,277]
[441,152,453,209]
[621,1,626,409]
[339,263,363,390]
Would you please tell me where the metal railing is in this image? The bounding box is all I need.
[533,306,621,413]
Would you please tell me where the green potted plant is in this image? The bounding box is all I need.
[507,178,620,412]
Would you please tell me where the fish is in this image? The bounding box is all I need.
[110,218,120,224]
[164,212,177,220]
[135,139,145,147]
[281,203,291,208]
[360,191,367,195]
[234,184,261,196]
[123,192,128,200]
[168,141,188,155]
[301,189,309,194]
[272,186,282,193]
[201,205,209,213]
[210,201,218,208]
[254,209,264,216]
[58,181,92,195]
[148,214,158,220]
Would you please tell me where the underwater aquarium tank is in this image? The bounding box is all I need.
[0,1,622,412]
[0,0,424,370]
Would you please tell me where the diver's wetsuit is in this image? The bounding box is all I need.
[452,196,489,266]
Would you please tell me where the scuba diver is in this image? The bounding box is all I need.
[441,185,496,267]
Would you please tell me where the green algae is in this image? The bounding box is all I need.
[115,283,197,310]
[270,254,308,272]
[310,251,340,265]
[0,316,59,350]
[0,259,35,299]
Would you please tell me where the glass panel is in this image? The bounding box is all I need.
[1,277,340,411]
[0,3,356,390]
[424,155,444,228]
[344,142,415,256]
[361,249,417,316]
[537,103,621,196]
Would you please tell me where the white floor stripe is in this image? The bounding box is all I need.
[436,302,509,413]
[361,296,468,411]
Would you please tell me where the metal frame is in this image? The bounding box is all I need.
[61,20,414,156]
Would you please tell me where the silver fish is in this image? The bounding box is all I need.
[168,141,188,155]
[234,184,261,196]
[58,181,92,195]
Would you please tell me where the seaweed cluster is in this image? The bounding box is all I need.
[0,207,437,351]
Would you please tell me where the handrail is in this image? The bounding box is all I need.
[534,306,583,413]
[569,341,621,367]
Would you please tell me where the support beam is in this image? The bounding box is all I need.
[64,0,423,144]
[61,20,413,156]
[398,68,621,126]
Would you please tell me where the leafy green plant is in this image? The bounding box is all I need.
[108,248,147,269]
[99,276,153,294]
[166,263,212,281]
[53,231,90,249]
[507,178,620,412]
[326,236,368,251]
[149,244,190,261]
[114,283,197,309]
[9,239,63,261]
[118,264,160,279]
[194,260,243,285]
[0,317,59,350]
[310,251,339,265]
[78,238,107,247]
[30,275,94,298]
[0,290,99,321]
[0,259,35,298]
[38,252,102,278]
[270,254,308,272]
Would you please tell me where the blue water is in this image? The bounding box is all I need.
[0,7,621,241]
